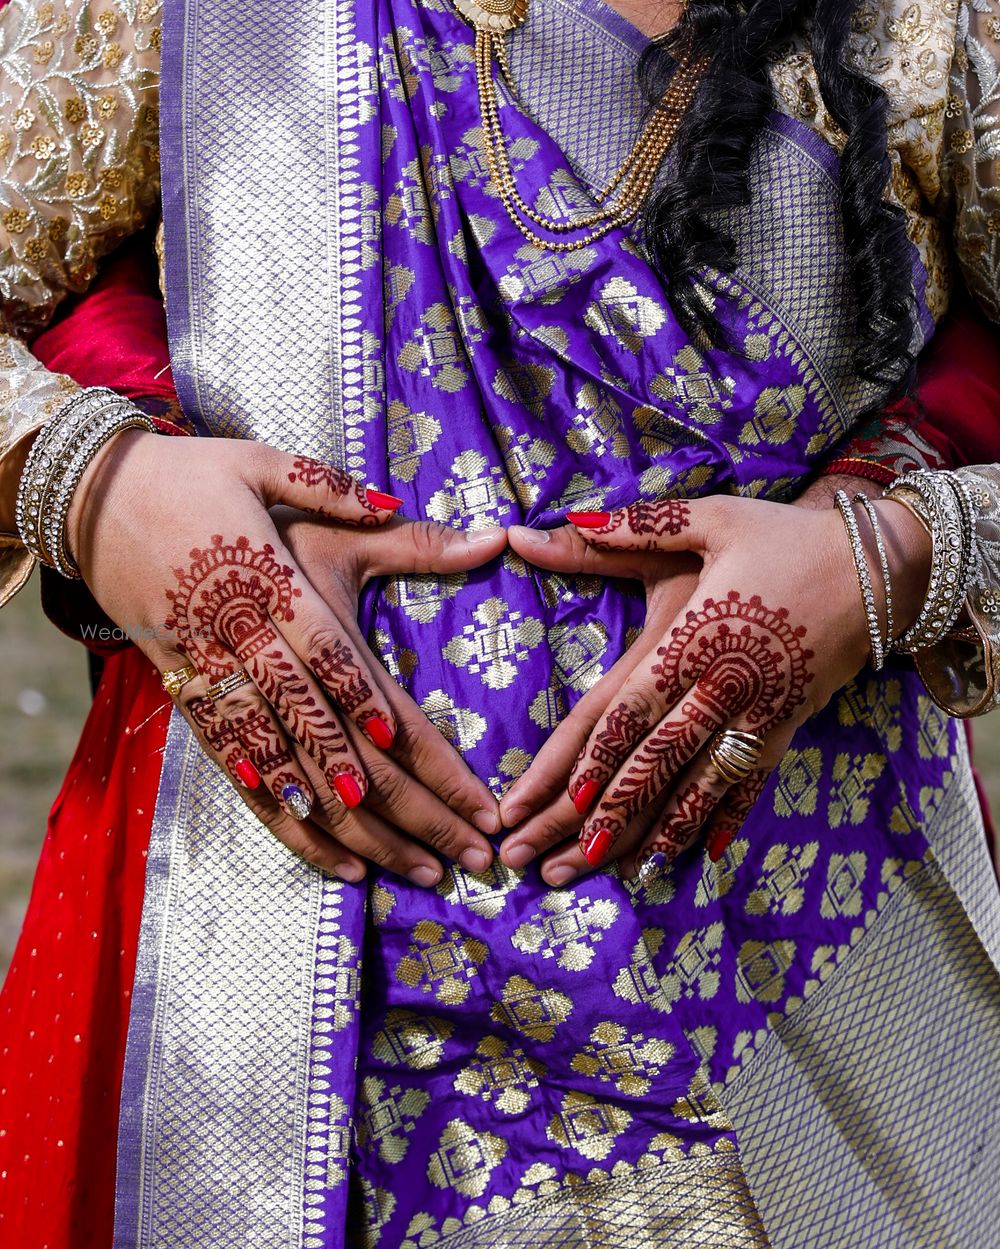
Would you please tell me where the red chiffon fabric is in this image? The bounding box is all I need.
[0,234,999,1248]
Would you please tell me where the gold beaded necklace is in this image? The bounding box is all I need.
[455,0,705,253]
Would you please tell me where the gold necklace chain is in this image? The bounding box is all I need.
[457,0,705,253]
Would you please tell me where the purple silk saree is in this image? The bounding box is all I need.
[115,0,1000,1245]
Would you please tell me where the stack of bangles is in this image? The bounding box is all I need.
[834,469,980,670]
[14,387,158,577]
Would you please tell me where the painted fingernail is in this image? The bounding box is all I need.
[707,827,735,863]
[582,827,614,867]
[573,778,599,815]
[464,526,504,545]
[364,714,395,750]
[281,783,313,821]
[235,758,261,789]
[565,511,611,528]
[408,864,442,887]
[335,860,366,883]
[513,525,550,545]
[545,864,576,886]
[636,851,667,885]
[365,488,404,510]
[504,842,535,869]
[473,807,500,835]
[333,772,363,809]
[459,847,491,872]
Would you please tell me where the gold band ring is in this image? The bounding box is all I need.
[708,730,765,785]
[161,664,198,698]
[206,668,252,701]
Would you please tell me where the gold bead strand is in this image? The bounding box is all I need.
[462,0,706,252]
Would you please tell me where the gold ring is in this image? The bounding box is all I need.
[161,664,198,698]
[708,730,765,785]
[206,668,252,701]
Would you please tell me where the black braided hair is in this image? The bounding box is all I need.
[641,0,917,393]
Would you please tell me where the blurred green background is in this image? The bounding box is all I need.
[1,576,998,979]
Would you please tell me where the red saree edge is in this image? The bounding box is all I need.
[0,648,169,1249]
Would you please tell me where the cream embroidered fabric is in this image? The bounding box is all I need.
[0,0,997,715]
[0,0,160,601]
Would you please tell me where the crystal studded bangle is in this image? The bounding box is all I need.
[835,489,887,671]
[883,470,975,654]
[15,387,158,579]
[854,493,896,649]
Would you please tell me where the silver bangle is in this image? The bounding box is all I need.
[854,493,895,648]
[835,489,886,671]
[884,470,974,654]
[15,387,157,578]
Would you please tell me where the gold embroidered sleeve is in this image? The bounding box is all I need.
[0,0,161,606]
[915,465,1000,717]
[941,0,1000,321]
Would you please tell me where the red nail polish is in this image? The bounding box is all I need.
[365,489,404,511]
[334,772,363,808]
[573,778,600,815]
[707,827,735,862]
[363,714,395,750]
[566,511,611,528]
[583,827,615,867]
[234,758,261,789]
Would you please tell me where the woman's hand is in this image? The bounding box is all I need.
[67,430,505,883]
[499,488,930,885]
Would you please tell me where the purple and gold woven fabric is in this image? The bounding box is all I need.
[112,0,999,1245]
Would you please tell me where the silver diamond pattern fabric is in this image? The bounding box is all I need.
[724,803,1000,1249]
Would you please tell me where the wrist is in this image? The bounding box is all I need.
[796,472,884,512]
[66,427,159,573]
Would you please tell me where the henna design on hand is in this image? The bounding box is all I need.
[585,499,691,549]
[580,591,813,868]
[644,778,719,864]
[585,710,706,847]
[582,701,652,779]
[654,590,814,731]
[288,456,384,523]
[288,456,354,496]
[185,691,244,783]
[705,768,770,861]
[312,639,374,715]
[253,649,365,791]
[165,536,301,680]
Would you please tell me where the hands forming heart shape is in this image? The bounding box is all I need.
[69,429,928,886]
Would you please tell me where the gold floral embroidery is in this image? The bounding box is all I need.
[734,938,796,1004]
[820,852,868,919]
[453,1035,545,1114]
[395,920,489,1005]
[773,747,824,818]
[827,752,887,826]
[418,689,488,753]
[357,1076,431,1163]
[490,974,574,1042]
[426,1119,508,1197]
[745,842,821,917]
[443,596,546,690]
[546,1091,632,1161]
[435,858,522,919]
[660,923,725,1004]
[570,1021,675,1096]
[372,1007,454,1070]
[511,890,620,972]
